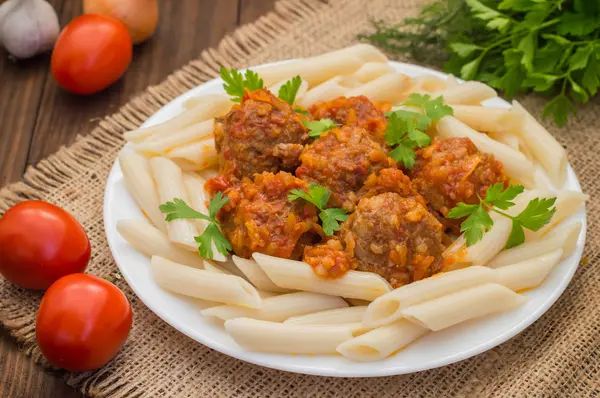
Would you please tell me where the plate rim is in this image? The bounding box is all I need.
[103,60,587,377]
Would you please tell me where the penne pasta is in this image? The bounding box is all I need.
[352,62,396,83]
[437,116,535,187]
[202,292,348,322]
[362,266,496,327]
[526,190,587,241]
[495,250,563,292]
[437,81,497,105]
[232,256,293,293]
[445,74,459,89]
[253,253,392,301]
[511,100,567,186]
[133,120,214,157]
[125,96,231,143]
[489,133,520,151]
[329,43,388,63]
[224,318,357,354]
[336,319,428,362]
[451,105,523,136]
[149,157,199,250]
[151,256,262,308]
[116,219,204,269]
[297,76,349,108]
[167,139,218,171]
[284,306,367,325]
[443,190,553,269]
[202,260,231,274]
[401,283,526,331]
[345,298,372,306]
[406,75,448,94]
[118,152,167,233]
[268,78,309,102]
[487,222,582,268]
[345,72,411,104]
[182,173,227,262]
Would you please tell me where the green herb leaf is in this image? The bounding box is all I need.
[424,96,454,120]
[160,196,232,259]
[449,43,482,58]
[461,206,494,247]
[557,13,599,37]
[460,56,483,80]
[295,107,310,116]
[303,119,339,138]
[320,208,350,236]
[513,197,557,231]
[389,143,417,169]
[447,202,480,219]
[288,184,348,236]
[582,55,600,96]
[278,75,303,105]
[484,183,524,210]
[219,67,264,102]
[543,94,576,127]
[506,220,526,249]
[466,0,503,21]
[570,46,594,71]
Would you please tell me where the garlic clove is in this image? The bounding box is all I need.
[0,0,60,59]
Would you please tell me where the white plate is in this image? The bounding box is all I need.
[103,61,587,377]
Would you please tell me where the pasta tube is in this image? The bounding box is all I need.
[125,96,231,143]
[494,249,563,292]
[284,306,367,325]
[253,253,392,301]
[232,256,293,293]
[511,100,567,186]
[406,75,448,94]
[116,219,204,269]
[149,157,198,250]
[336,320,428,362]
[437,81,497,105]
[118,152,166,233]
[298,76,349,108]
[437,116,535,187]
[352,62,396,83]
[345,72,411,104]
[401,283,526,331]
[487,222,582,268]
[362,266,496,327]
[151,256,262,308]
[224,318,357,354]
[201,292,348,322]
[451,105,523,136]
[133,120,214,156]
[182,93,232,111]
[167,139,218,171]
[182,173,227,262]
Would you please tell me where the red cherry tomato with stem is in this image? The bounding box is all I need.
[36,274,133,372]
[51,14,133,95]
[0,201,91,290]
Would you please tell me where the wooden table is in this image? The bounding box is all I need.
[0,1,274,396]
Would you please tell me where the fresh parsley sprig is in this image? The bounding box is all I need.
[447,183,556,248]
[288,184,349,236]
[159,193,232,259]
[302,118,339,138]
[220,67,264,102]
[385,93,453,168]
[278,75,303,105]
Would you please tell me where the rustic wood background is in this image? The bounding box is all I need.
[0,1,275,396]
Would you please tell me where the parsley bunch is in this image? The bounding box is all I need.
[288,184,349,236]
[159,193,232,259]
[385,93,453,168]
[447,183,556,248]
[361,0,600,126]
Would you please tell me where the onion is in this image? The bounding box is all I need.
[83,0,158,44]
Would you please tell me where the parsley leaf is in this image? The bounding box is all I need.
[295,107,310,116]
[447,184,556,248]
[278,76,303,105]
[288,183,348,236]
[303,119,339,138]
[159,194,231,259]
[220,67,264,102]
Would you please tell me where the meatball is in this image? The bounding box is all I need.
[358,168,426,207]
[340,193,445,288]
[410,137,509,233]
[303,239,357,279]
[295,126,396,211]
[309,96,390,140]
[217,172,320,259]
[214,88,309,180]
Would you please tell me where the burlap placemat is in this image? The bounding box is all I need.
[1,0,599,396]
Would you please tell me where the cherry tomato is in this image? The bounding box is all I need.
[36,274,133,372]
[0,201,91,290]
[51,14,132,95]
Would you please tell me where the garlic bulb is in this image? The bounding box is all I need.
[0,0,60,59]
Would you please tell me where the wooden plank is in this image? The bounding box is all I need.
[0,0,63,185]
[27,0,240,166]
[239,0,277,24]
[0,329,81,398]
